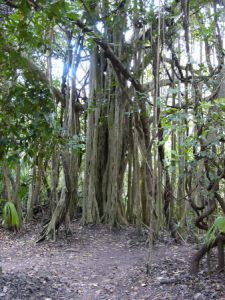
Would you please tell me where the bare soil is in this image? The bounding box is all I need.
[1,222,225,300]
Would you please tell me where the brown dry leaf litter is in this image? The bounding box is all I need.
[0,222,225,300]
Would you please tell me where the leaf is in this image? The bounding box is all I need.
[206,216,225,246]
[2,201,20,230]
[214,216,225,233]
[66,12,79,21]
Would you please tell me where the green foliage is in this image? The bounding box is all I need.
[0,73,62,161]
[68,134,86,154]
[206,216,225,246]
[2,201,20,230]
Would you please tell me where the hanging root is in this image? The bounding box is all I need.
[190,242,211,274]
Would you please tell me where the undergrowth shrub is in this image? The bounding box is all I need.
[206,216,225,245]
[1,200,20,230]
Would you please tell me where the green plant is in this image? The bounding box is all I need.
[206,216,225,246]
[2,201,20,230]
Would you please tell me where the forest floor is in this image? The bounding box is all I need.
[0,221,225,300]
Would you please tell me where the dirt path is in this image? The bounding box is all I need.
[1,223,225,299]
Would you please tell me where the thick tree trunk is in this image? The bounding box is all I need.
[50,151,60,214]
[83,49,101,224]
[190,235,225,274]
[38,187,69,242]
[37,151,75,241]
[26,156,42,222]
[38,34,81,240]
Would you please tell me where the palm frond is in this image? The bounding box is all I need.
[2,201,20,230]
